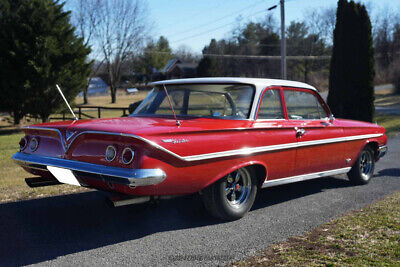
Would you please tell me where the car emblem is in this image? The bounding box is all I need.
[162,138,188,144]
[65,130,76,142]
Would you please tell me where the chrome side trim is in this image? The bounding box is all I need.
[21,126,383,162]
[182,134,383,161]
[262,167,352,188]
[12,152,166,186]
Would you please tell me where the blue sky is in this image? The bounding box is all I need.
[65,0,400,54]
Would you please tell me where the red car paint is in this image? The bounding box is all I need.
[16,81,387,197]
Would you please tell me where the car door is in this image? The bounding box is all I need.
[282,88,348,176]
[253,87,297,180]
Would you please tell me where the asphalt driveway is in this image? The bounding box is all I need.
[1,137,400,266]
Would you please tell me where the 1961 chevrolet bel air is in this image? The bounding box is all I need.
[12,78,387,220]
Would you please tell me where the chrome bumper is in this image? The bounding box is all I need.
[12,152,166,187]
[378,145,388,159]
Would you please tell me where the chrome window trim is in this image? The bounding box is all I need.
[262,167,352,188]
[21,126,382,162]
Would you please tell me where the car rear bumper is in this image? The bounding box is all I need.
[378,145,388,159]
[12,152,166,187]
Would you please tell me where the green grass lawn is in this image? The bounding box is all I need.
[375,115,400,137]
[231,191,400,266]
[0,133,88,203]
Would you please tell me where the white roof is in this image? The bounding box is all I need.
[150,77,317,91]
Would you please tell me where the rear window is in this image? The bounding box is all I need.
[133,84,255,120]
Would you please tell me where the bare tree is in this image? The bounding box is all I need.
[305,7,336,45]
[71,0,100,104]
[174,45,199,62]
[93,0,148,103]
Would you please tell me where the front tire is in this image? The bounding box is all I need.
[201,167,257,220]
[347,146,375,185]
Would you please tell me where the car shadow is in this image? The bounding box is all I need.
[375,168,400,177]
[253,176,352,209]
[0,176,353,265]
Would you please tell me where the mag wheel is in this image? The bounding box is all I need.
[348,146,375,185]
[201,167,257,221]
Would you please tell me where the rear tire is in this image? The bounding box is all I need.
[347,146,375,185]
[201,167,257,221]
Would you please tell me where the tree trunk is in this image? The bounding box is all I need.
[111,87,116,103]
[13,111,23,125]
[83,88,88,104]
[304,60,309,83]
[41,115,49,123]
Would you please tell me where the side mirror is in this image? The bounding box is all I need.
[329,114,335,124]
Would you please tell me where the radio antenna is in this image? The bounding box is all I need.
[56,84,78,120]
[162,84,180,126]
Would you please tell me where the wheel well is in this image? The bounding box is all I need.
[365,141,379,159]
[247,164,267,188]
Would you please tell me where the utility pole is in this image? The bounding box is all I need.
[280,0,286,79]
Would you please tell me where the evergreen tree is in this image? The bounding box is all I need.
[138,36,173,78]
[196,56,221,77]
[327,0,375,122]
[0,0,91,123]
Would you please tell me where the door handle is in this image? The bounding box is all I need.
[295,127,306,137]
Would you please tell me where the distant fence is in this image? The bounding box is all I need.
[50,105,130,121]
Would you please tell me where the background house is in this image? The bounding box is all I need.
[160,58,197,80]
[79,77,108,96]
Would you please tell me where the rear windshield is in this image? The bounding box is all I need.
[132,84,255,120]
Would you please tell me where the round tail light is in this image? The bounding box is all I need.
[19,137,28,151]
[105,145,117,162]
[30,137,39,152]
[122,147,134,165]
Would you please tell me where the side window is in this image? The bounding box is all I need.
[284,90,328,120]
[258,89,284,119]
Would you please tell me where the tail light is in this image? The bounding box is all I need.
[30,137,39,152]
[105,145,117,162]
[122,147,134,165]
[19,137,28,151]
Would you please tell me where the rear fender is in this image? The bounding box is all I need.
[202,160,268,189]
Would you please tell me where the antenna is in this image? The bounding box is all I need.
[162,84,181,126]
[56,84,78,120]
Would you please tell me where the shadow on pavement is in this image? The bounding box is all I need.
[0,176,354,265]
[376,168,400,177]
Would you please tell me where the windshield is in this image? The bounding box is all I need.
[132,84,255,119]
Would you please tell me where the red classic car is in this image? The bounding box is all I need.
[13,78,387,220]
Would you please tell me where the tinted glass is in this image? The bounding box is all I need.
[284,90,328,120]
[258,89,284,119]
[133,84,255,119]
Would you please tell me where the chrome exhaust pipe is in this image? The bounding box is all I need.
[107,193,151,207]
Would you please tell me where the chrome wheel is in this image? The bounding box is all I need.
[359,149,373,178]
[225,168,252,208]
[348,146,375,185]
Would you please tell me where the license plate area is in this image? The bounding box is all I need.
[47,166,81,186]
